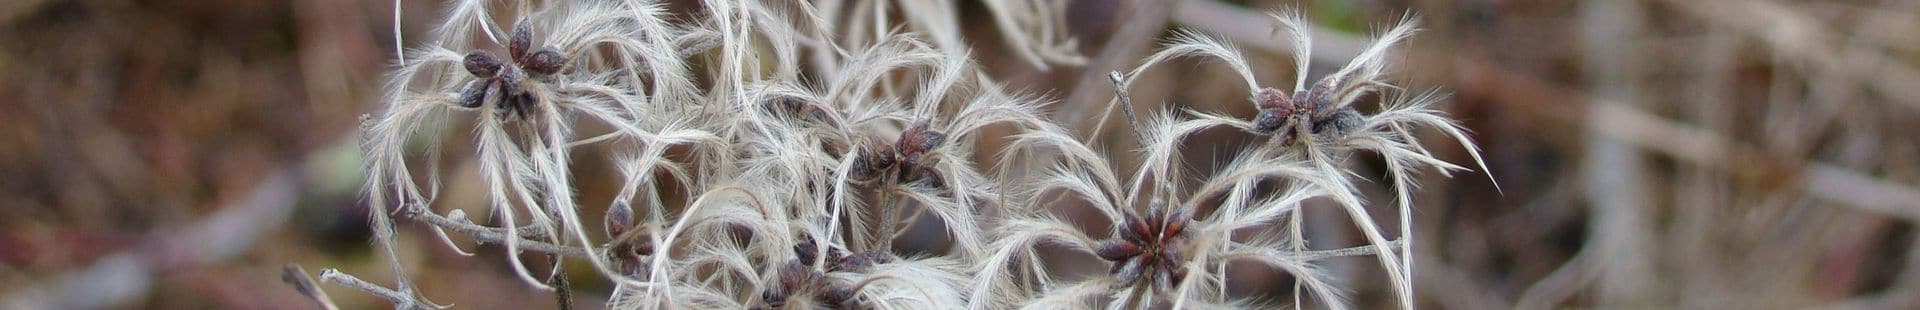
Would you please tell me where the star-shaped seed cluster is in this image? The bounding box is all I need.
[1251,86,1362,145]
[1095,204,1194,292]
[849,122,947,187]
[460,21,570,119]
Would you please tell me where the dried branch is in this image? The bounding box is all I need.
[399,205,591,258]
[282,264,341,310]
[318,269,433,310]
[1058,0,1180,140]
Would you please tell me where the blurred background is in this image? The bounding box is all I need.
[3,0,1917,308]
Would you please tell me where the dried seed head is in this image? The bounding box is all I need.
[522,49,568,76]
[464,50,503,78]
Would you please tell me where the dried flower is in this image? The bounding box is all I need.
[1094,203,1193,293]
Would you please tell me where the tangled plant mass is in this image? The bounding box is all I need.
[313,1,1491,309]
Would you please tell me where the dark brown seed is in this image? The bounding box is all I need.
[464,50,503,78]
[896,122,944,157]
[911,130,945,155]
[820,283,859,309]
[1255,87,1292,110]
[510,21,533,63]
[1112,257,1147,285]
[1157,243,1182,266]
[778,261,819,292]
[522,49,568,76]
[632,239,655,256]
[852,144,896,182]
[907,168,945,188]
[1121,213,1151,243]
[1162,207,1192,238]
[1146,204,1167,235]
[832,251,892,272]
[1293,83,1332,116]
[604,202,633,239]
[760,289,788,309]
[1312,107,1364,137]
[1152,259,1181,293]
[1253,109,1288,134]
[497,91,524,119]
[793,235,846,266]
[458,81,490,108]
[794,237,819,264]
[1093,239,1143,261]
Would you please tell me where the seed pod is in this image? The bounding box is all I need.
[604,202,633,239]
[896,122,945,161]
[1252,88,1294,133]
[1294,83,1330,114]
[905,168,946,188]
[522,49,568,76]
[777,261,820,291]
[820,283,860,309]
[1254,87,1292,111]
[793,235,846,266]
[850,143,896,182]
[1253,109,1288,134]
[632,239,655,256]
[1111,256,1147,285]
[1162,207,1192,238]
[832,251,893,272]
[1151,256,1185,293]
[1120,212,1151,243]
[464,50,503,78]
[1146,204,1168,235]
[458,80,490,108]
[1093,239,1142,261]
[510,21,533,63]
[1312,106,1364,137]
[759,289,789,309]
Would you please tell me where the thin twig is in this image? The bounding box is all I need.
[282,264,341,310]
[1293,239,1409,261]
[1107,71,1147,143]
[1057,0,1180,139]
[401,205,591,257]
[549,254,575,310]
[319,269,431,310]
